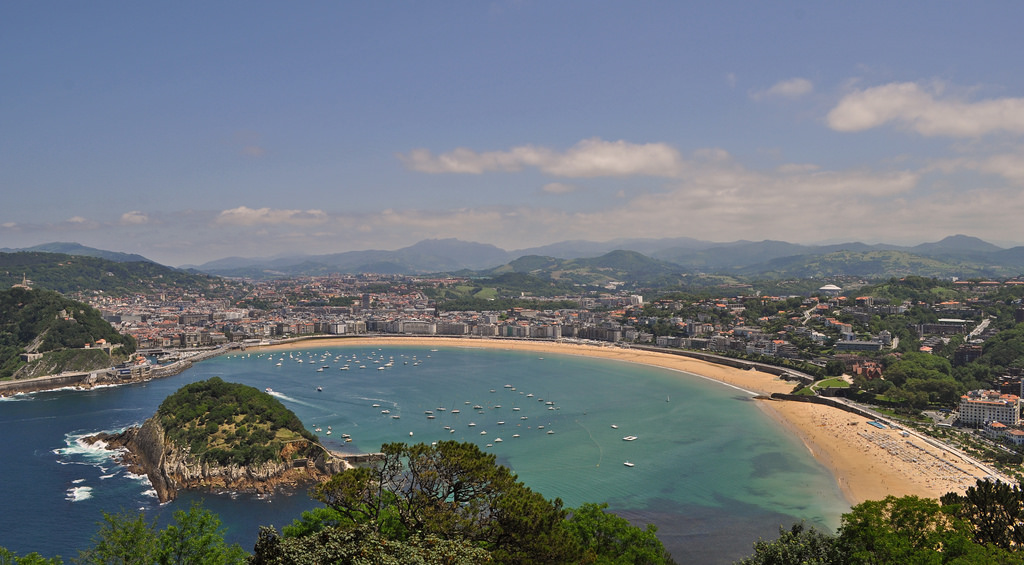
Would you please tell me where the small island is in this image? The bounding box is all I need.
[90,377,346,502]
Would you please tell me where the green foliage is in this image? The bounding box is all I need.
[940,480,1024,550]
[565,503,676,564]
[740,488,1024,564]
[156,502,247,565]
[249,523,492,564]
[0,547,63,564]
[75,510,158,565]
[74,503,245,565]
[157,378,316,466]
[836,495,1001,564]
[305,441,671,564]
[0,287,136,379]
[0,252,231,297]
[735,522,840,565]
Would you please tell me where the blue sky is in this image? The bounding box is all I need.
[3,2,1024,266]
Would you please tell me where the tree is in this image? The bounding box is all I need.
[157,501,246,565]
[75,510,158,565]
[940,479,1024,550]
[0,547,63,565]
[564,503,675,564]
[249,523,491,564]
[75,503,244,565]
[735,522,840,565]
[311,441,580,561]
[835,495,1012,564]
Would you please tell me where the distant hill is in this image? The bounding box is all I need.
[192,238,514,278]
[0,252,233,296]
[174,234,1024,281]
[485,249,683,289]
[0,242,155,263]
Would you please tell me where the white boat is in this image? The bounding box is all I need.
[611,424,618,429]
[512,434,520,438]
[480,430,487,435]
[392,415,400,419]
[497,421,505,425]
[494,437,503,442]
[468,422,476,427]
[622,435,638,441]
[265,387,273,393]
[381,409,390,414]
[547,430,554,434]
[372,403,381,407]
[624,461,634,467]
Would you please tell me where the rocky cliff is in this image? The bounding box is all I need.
[91,417,348,503]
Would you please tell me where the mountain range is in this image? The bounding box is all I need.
[6,235,1024,282]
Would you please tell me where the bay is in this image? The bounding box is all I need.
[0,344,849,563]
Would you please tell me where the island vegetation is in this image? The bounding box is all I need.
[156,377,317,467]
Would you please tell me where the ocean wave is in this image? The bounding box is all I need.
[66,486,93,502]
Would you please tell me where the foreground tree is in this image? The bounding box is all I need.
[310,441,579,562]
[837,495,1019,564]
[940,479,1024,550]
[74,502,245,565]
[295,441,673,564]
[249,524,491,565]
[156,502,247,565]
[0,547,63,565]
[735,522,840,565]
[565,503,676,565]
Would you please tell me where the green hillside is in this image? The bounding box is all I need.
[157,377,319,467]
[0,287,136,379]
[0,252,235,296]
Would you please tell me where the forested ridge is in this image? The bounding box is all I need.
[0,251,230,296]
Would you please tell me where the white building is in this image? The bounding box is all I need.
[958,390,1021,427]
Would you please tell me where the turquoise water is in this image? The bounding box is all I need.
[0,344,849,563]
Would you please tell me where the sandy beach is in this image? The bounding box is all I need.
[259,336,995,506]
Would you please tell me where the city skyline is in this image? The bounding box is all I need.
[3,2,1024,266]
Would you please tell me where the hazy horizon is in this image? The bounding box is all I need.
[4,3,1023,265]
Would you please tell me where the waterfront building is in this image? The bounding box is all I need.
[958,389,1021,427]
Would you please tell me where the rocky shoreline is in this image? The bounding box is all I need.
[86,416,349,503]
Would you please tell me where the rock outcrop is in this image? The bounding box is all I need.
[90,417,349,503]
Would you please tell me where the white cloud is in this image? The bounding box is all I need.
[931,147,1024,185]
[120,211,149,225]
[751,77,814,100]
[541,182,578,194]
[67,216,88,223]
[215,206,329,226]
[776,163,820,174]
[401,138,685,178]
[827,82,1024,137]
